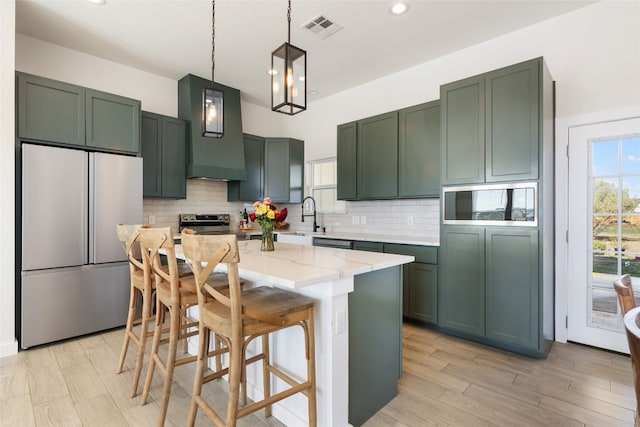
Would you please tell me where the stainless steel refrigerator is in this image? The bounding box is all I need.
[20,143,143,349]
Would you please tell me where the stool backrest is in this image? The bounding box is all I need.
[623,306,640,417]
[138,227,181,302]
[116,224,146,277]
[614,274,636,315]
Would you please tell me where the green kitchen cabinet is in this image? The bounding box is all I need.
[353,240,384,253]
[438,226,485,337]
[385,243,438,324]
[336,122,358,200]
[17,73,85,147]
[441,58,543,185]
[485,228,539,349]
[264,138,304,203]
[16,72,141,154]
[141,112,186,199]
[398,101,441,197]
[86,89,141,154]
[228,134,265,202]
[357,111,398,199]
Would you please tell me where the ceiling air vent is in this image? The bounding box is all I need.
[301,14,343,39]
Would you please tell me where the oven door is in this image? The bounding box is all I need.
[442,182,537,226]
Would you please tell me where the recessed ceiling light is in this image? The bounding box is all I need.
[389,1,409,15]
[87,0,106,5]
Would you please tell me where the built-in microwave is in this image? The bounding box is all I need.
[442,182,537,226]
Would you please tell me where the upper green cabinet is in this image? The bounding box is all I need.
[337,101,440,201]
[227,136,304,203]
[264,138,304,203]
[228,134,265,202]
[141,111,186,199]
[17,72,140,154]
[86,89,141,153]
[336,122,358,200]
[357,111,398,199]
[441,58,542,185]
[178,74,245,181]
[398,101,440,198]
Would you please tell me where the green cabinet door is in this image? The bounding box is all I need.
[86,89,140,153]
[141,112,186,199]
[441,75,485,185]
[161,117,187,199]
[141,112,162,197]
[17,73,85,146]
[485,59,540,182]
[357,111,398,199]
[485,228,539,350]
[264,138,304,203]
[398,101,440,198]
[408,263,438,324]
[228,134,265,202]
[439,226,485,336]
[353,241,384,252]
[337,122,358,200]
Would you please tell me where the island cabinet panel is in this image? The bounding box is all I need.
[336,121,358,200]
[141,112,186,199]
[485,228,539,349]
[439,226,485,336]
[349,265,402,427]
[86,89,141,154]
[228,134,265,202]
[17,73,85,147]
[357,111,398,199]
[485,60,540,182]
[441,75,485,185]
[398,101,440,198]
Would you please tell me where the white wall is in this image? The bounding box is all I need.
[3,1,639,355]
[0,0,17,357]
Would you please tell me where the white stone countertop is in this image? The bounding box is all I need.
[174,239,414,289]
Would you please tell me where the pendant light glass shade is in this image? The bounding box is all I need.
[271,0,306,115]
[271,42,306,115]
[202,0,224,137]
[202,87,224,137]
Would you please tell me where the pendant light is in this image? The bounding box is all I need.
[271,0,307,115]
[202,0,224,137]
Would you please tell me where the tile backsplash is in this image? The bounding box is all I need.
[144,179,440,238]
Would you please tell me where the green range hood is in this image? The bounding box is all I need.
[178,74,246,181]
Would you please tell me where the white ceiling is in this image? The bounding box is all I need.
[15,0,595,108]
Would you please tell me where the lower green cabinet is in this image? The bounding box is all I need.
[141,111,186,199]
[384,243,438,324]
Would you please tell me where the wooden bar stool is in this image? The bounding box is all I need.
[181,230,317,427]
[139,227,232,426]
[614,274,637,315]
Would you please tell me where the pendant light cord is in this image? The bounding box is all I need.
[287,0,291,44]
[211,0,215,86]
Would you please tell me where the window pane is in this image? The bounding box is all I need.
[592,252,618,277]
[593,178,619,213]
[593,215,619,251]
[592,140,618,176]
[622,176,640,213]
[590,288,619,328]
[312,188,346,214]
[622,136,640,174]
[313,161,336,186]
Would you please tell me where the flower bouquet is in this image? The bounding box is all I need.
[249,197,287,251]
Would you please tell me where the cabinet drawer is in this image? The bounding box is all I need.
[384,244,437,264]
[353,241,384,253]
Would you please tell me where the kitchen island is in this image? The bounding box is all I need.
[175,240,413,427]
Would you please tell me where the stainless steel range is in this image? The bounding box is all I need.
[179,213,232,234]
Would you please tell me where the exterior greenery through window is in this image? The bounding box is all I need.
[306,158,346,214]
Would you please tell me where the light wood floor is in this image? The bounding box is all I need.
[0,323,636,426]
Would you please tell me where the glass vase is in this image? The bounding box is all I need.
[261,222,275,251]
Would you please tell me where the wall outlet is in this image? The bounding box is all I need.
[407,216,414,226]
[352,215,360,225]
[148,215,155,225]
[360,215,366,225]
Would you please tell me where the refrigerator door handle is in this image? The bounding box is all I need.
[88,152,96,264]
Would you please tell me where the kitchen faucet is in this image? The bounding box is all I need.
[301,196,320,232]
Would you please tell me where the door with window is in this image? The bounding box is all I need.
[568,117,640,353]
